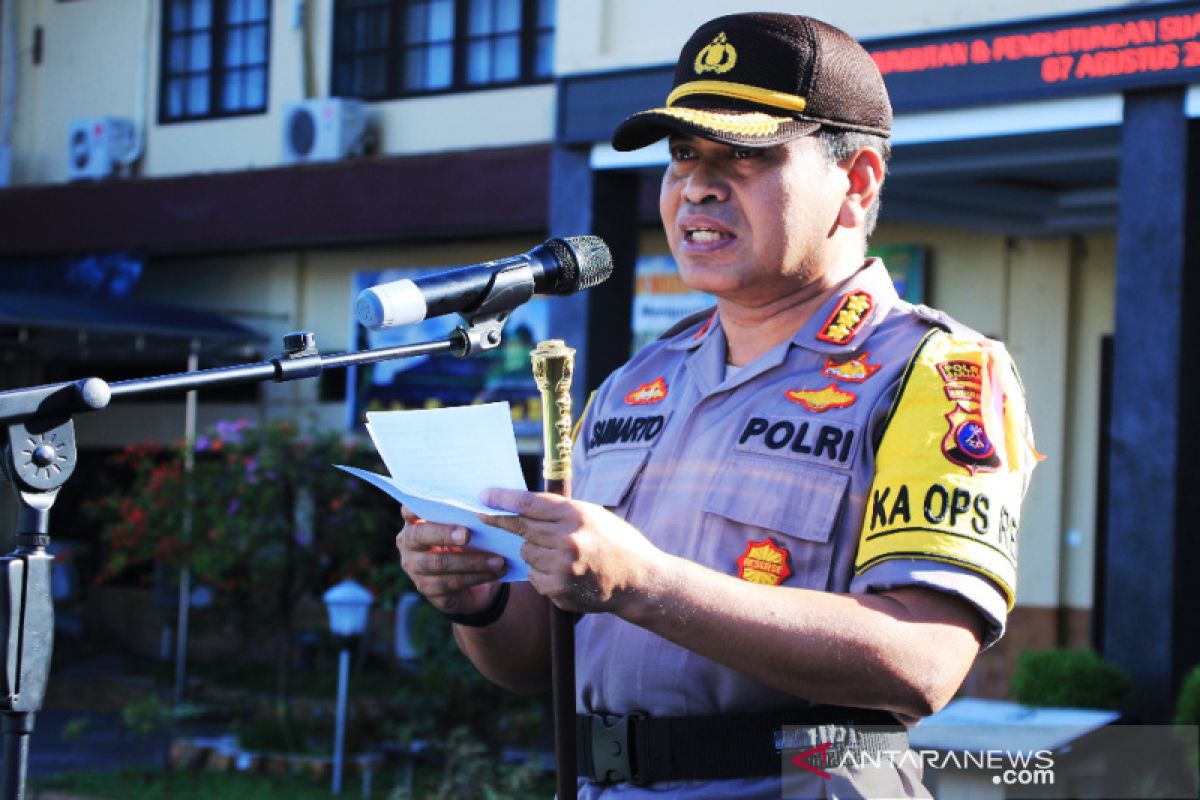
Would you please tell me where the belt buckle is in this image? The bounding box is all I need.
[590,711,647,785]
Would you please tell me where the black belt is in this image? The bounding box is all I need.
[576,707,908,786]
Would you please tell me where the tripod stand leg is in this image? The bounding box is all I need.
[0,529,57,800]
[1,712,34,800]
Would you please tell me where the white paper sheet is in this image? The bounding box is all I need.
[337,402,529,581]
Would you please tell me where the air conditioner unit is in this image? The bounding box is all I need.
[282,98,372,164]
[67,117,138,181]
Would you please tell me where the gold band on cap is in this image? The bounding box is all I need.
[641,106,785,137]
[667,80,808,113]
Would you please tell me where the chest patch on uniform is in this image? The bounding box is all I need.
[587,413,668,451]
[821,352,881,383]
[735,415,860,469]
[938,359,1001,474]
[625,377,668,405]
[816,291,874,345]
[785,383,856,411]
[736,538,792,585]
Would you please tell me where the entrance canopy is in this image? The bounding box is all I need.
[0,291,266,363]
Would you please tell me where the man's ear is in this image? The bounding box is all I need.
[836,147,885,230]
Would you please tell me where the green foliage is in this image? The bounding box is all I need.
[60,716,90,743]
[236,711,309,754]
[1175,663,1200,726]
[1011,647,1132,710]
[87,419,408,604]
[1175,664,1200,781]
[234,706,373,756]
[386,601,544,745]
[31,761,554,800]
[86,418,412,705]
[121,694,207,739]
[31,768,395,800]
[388,727,546,800]
[121,694,167,739]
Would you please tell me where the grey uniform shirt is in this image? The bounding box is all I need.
[571,260,1023,799]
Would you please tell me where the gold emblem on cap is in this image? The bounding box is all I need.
[694,32,737,75]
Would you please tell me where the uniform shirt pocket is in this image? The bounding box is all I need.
[702,456,850,590]
[576,449,650,510]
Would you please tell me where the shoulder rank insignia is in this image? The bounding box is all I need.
[625,377,668,405]
[736,538,792,585]
[817,291,874,345]
[821,352,881,383]
[785,383,856,412]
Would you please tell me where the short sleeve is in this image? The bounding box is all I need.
[850,559,1010,648]
[853,331,1040,628]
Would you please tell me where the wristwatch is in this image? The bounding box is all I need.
[441,583,511,628]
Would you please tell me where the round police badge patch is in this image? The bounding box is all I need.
[956,420,994,460]
[942,408,1001,474]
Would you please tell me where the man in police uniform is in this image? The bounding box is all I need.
[397,12,1039,798]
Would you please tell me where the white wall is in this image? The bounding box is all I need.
[558,0,1140,74]
[1006,237,1071,609]
[3,0,555,185]
[1062,234,1115,609]
[7,0,150,183]
[2,0,1149,184]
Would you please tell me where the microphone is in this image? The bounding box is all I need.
[356,236,613,330]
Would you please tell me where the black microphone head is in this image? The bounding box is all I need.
[543,236,614,294]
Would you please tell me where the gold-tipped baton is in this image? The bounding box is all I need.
[531,339,577,800]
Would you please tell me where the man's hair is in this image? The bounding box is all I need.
[816,128,891,244]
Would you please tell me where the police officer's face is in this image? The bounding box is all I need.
[660,134,847,304]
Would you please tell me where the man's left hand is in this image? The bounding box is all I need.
[479,489,660,614]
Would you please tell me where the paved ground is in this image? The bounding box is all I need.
[27,707,168,777]
[5,652,223,779]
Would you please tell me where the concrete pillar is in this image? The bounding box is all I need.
[1105,88,1200,720]
[546,144,640,400]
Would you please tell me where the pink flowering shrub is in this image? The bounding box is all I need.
[86,419,409,690]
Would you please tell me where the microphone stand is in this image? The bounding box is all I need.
[0,297,520,800]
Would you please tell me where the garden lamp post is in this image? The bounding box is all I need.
[322,579,374,796]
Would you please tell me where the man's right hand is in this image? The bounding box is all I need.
[396,507,509,616]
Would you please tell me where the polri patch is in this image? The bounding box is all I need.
[821,352,881,383]
[736,538,792,585]
[735,414,860,470]
[625,377,668,405]
[816,291,874,345]
[785,383,856,412]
